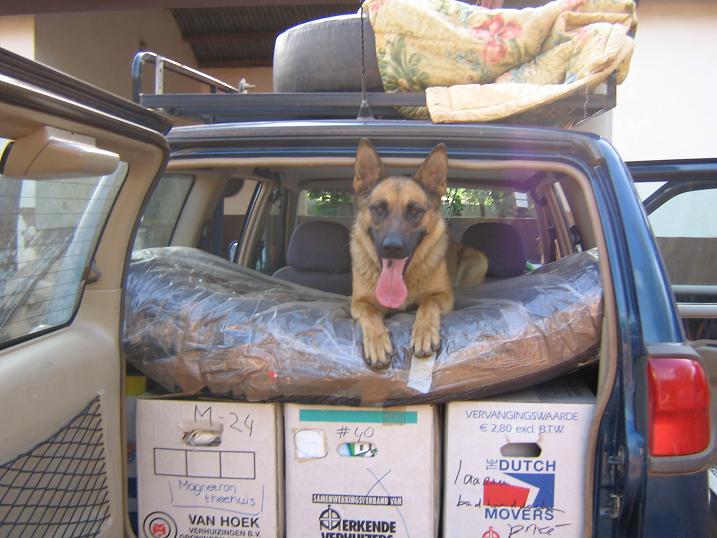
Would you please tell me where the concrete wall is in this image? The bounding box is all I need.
[612,0,717,161]
[33,10,198,100]
[0,16,35,58]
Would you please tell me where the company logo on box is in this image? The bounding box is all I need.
[482,459,557,522]
[319,506,342,530]
[483,474,555,509]
[143,511,177,538]
[484,458,556,510]
[317,505,398,537]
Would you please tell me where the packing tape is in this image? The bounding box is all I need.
[407,352,436,394]
[298,408,418,425]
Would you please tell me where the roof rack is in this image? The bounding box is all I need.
[131,51,617,126]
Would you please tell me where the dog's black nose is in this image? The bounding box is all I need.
[381,237,407,259]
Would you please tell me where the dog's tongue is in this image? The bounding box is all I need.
[376,257,408,309]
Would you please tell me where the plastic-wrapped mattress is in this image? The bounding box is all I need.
[123,247,602,405]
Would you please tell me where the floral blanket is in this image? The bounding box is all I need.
[364,0,637,124]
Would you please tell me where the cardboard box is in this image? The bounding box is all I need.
[284,404,440,538]
[443,377,595,538]
[126,375,147,534]
[137,398,283,538]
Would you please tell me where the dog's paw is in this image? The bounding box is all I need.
[362,329,394,369]
[411,321,440,358]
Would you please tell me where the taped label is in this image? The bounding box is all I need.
[294,429,328,459]
[407,352,436,393]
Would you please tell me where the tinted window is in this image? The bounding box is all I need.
[0,138,128,346]
[134,174,193,251]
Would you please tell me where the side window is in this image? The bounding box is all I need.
[0,137,128,346]
[134,174,193,251]
[253,187,288,275]
[643,181,717,341]
[199,178,257,259]
[648,186,717,287]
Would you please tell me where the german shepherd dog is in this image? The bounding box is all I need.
[351,139,488,368]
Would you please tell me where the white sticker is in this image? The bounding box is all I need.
[408,352,436,394]
[294,429,328,459]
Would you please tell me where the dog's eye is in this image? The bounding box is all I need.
[369,201,388,219]
[405,203,425,219]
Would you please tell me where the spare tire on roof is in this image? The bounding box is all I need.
[273,14,384,93]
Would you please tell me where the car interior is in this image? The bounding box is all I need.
[130,155,618,536]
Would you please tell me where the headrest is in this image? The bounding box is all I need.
[287,221,351,273]
[461,222,527,278]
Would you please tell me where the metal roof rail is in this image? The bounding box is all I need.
[131,51,249,104]
[131,51,617,127]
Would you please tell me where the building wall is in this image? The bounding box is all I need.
[0,16,35,58]
[611,0,717,161]
[33,10,199,100]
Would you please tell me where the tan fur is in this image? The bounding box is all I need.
[350,139,488,368]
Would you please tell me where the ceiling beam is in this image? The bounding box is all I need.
[0,0,359,16]
[198,58,273,68]
[184,32,278,44]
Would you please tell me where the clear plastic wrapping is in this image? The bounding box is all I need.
[123,247,602,405]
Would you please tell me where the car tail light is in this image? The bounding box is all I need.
[648,357,711,456]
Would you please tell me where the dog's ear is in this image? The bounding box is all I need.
[414,144,448,198]
[354,138,384,197]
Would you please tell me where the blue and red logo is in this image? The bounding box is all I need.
[483,472,555,508]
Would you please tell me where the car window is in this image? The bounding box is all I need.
[648,185,717,287]
[643,181,717,341]
[301,190,353,217]
[0,137,128,347]
[199,178,258,259]
[294,187,540,261]
[133,174,193,251]
[635,181,666,202]
[253,187,287,274]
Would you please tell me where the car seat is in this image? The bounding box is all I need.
[273,221,352,295]
[461,222,527,280]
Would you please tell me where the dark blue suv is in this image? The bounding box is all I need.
[0,48,713,538]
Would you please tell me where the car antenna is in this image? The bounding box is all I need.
[357,5,374,120]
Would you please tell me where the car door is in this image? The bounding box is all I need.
[628,159,717,451]
[0,48,170,536]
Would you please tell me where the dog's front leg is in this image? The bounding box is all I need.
[352,299,393,369]
[411,290,453,358]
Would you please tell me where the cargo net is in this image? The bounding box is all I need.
[0,396,110,537]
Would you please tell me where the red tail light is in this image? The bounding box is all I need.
[648,357,711,456]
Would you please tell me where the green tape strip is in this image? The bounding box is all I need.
[299,409,418,424]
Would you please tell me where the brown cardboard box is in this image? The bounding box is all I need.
[443,377,595,538]
[284,404,440,538]
[137,398,283,538]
